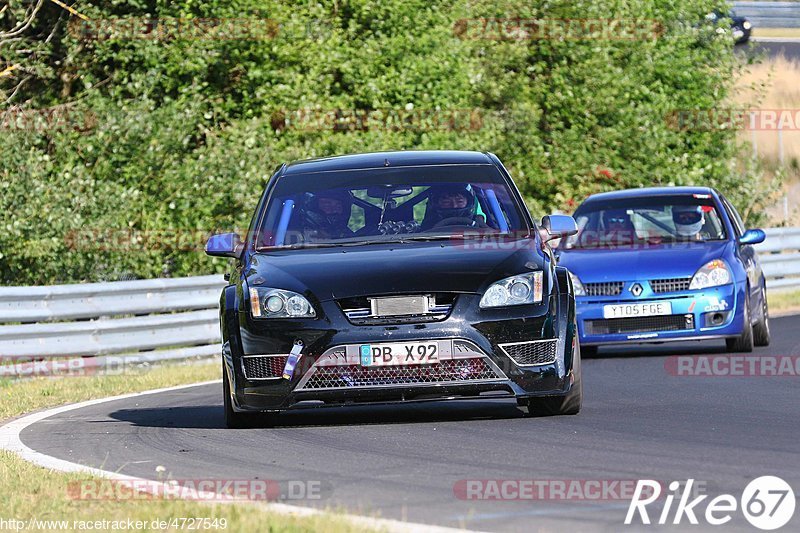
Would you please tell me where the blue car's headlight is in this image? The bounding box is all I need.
[480,272,543,308]
[249,287,316,318]
[689,259,732,290]
[568,272,586,296]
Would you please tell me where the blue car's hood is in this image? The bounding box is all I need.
[557,241,732,282]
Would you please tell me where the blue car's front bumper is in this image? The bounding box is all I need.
[577,282,745,346]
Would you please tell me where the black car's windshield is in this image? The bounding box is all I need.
[255,165,528,249]
[563,194,728,250]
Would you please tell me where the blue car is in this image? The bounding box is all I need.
[557,186,769,355]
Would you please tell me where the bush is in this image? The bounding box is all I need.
[0,0,772,284]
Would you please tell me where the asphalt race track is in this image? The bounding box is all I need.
[746,39,800,60]
[21,315,800,532]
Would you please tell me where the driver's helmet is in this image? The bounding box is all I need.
[672,205,704,237]
[303,189,354,234]
[427,184,476,222]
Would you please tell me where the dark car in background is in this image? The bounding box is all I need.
[708,10,753,43]
[557,187,769,356]
[206,151,582,427]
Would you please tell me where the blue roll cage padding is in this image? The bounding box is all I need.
[485,189,509,232]
[274,199,295,245]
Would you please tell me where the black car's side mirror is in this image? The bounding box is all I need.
[739,228,766,245]
[205,233,244,258]
[541,215,578,242]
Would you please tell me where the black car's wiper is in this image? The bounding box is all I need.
[399,234,467,242]
[258,242,347,251]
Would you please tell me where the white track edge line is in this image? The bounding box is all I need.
[0,380,483,533]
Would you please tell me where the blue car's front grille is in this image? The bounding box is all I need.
[585,314,694,335]
[584,282,624,296]
[650,277,692,293]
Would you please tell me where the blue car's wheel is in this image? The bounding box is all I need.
[753,282,770,347]
[726,291,754,353]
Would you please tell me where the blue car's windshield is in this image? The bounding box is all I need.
[255,165,527,249]
[564,195,728,249]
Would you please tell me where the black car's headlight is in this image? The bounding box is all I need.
[480,272,544,308]
[249,287,316,318]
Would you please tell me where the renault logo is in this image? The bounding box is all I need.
[630,283,643,297]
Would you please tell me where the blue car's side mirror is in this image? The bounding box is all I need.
[541,215,578,242]
[740,228,766,245]
[205,233,243,258]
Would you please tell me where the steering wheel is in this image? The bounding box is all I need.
[431,217,474,229]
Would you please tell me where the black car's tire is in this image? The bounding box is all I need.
[753,283,771,347]
[524,342,582,417]
[524,378,582,417]
[223,361,260,429]
[726,291,754,353]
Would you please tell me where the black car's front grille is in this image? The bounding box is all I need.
[338,293,456,325]
[499,339,558,366]
[296,358,502,390]
[584,282,624,296]
[242,355,288,380]
[585,314,694,335]
[650,278,692,293]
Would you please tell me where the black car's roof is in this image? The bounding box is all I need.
[281,150,494,175]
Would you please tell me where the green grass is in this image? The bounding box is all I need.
[0,360,376,532]
[753,28,800,38]
[768,289,800,315]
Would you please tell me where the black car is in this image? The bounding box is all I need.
[206,150,581,428]
[708,10,753,44]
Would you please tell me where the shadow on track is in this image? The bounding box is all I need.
[109,398,529,430]
[586,340,728,360]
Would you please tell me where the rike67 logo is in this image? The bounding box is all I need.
[626,477,796,530]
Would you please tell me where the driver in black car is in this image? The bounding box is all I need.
[293,189,356,241]
[423,184,487,230]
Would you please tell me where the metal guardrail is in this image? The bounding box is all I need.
[756,227,800,290]
[0,227,798,378]
[733,1,800,29]
[0,275,226,378]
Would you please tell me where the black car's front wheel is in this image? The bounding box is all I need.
[223,361,262,429]
[522,340,582,417]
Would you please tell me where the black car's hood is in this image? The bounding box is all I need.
[246,240,543,300]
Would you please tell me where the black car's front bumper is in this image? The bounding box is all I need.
[222,291,577,412]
